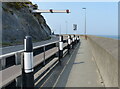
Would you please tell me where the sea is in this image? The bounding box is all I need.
[96,35,119,40]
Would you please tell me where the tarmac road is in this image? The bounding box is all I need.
[1,36,59,55]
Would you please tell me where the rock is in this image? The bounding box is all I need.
[2,2,51,46]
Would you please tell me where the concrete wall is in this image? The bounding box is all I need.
[88,36,118,87]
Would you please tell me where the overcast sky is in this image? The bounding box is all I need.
[31,1,118,36]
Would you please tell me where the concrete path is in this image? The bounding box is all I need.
[54,37,105,87]
[66,37,105,87]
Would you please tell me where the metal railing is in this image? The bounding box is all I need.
[0,35,80,88]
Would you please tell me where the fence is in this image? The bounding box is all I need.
[0,35,80,88]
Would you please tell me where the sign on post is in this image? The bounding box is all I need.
[73,24,77,30]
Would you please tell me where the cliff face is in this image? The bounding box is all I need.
[2,2,51,46]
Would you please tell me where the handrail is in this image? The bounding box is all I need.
[34,41,59,50]
[0,41,60,88]
[0,35,80,88]
[0,50,24,59]
[0,41,59,59]
[0,40,61,88]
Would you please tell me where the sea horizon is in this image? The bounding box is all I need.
[95,35,119,40]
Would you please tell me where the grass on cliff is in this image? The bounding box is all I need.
[3,2,31,15]
[7,2,29,10]
[2,37,51,47]
[1,41,23,47]
[0,42,12,47]
[6,2,37,10]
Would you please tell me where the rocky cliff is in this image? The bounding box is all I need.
[2,2,51,46]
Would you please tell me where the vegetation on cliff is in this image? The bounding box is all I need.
[2,2,51,46]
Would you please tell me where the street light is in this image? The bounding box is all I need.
[65,21,68,35]
[60,24,61,35]
[82,8,87,40]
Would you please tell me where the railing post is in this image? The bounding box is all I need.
[76,35,77,44]
[16,76,22,88]
[55,42,59,57]
[15,52,22,88]
[43,46,46,66]
[74,35,76,45]
[71,35,73,49]
[15,52,21,65]
[22,36,34,88]
[72,35,75,49]
[67,35,71,54]
[74,35,77,44]
[0,58,1,71]
[77,36,80,43]
[1,57,6,70]
[59,35,63,62]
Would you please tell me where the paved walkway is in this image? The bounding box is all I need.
[55,37,105,87]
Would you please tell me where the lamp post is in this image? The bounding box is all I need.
[82,8,87,40]
[65,21,68,35]
[60,24,61,35]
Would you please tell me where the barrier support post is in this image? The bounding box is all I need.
[59,35,63,63]
[72,35,75,49]
[67,35,71,54]
[22,36,34,88]
[77,36,80,43]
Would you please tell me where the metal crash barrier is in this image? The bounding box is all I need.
[0,35,80,88]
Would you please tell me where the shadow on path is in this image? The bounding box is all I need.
[35,42,81,88]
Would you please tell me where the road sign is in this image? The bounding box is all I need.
[73,24,77,30]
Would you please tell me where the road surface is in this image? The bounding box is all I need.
[1,36,59,55]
